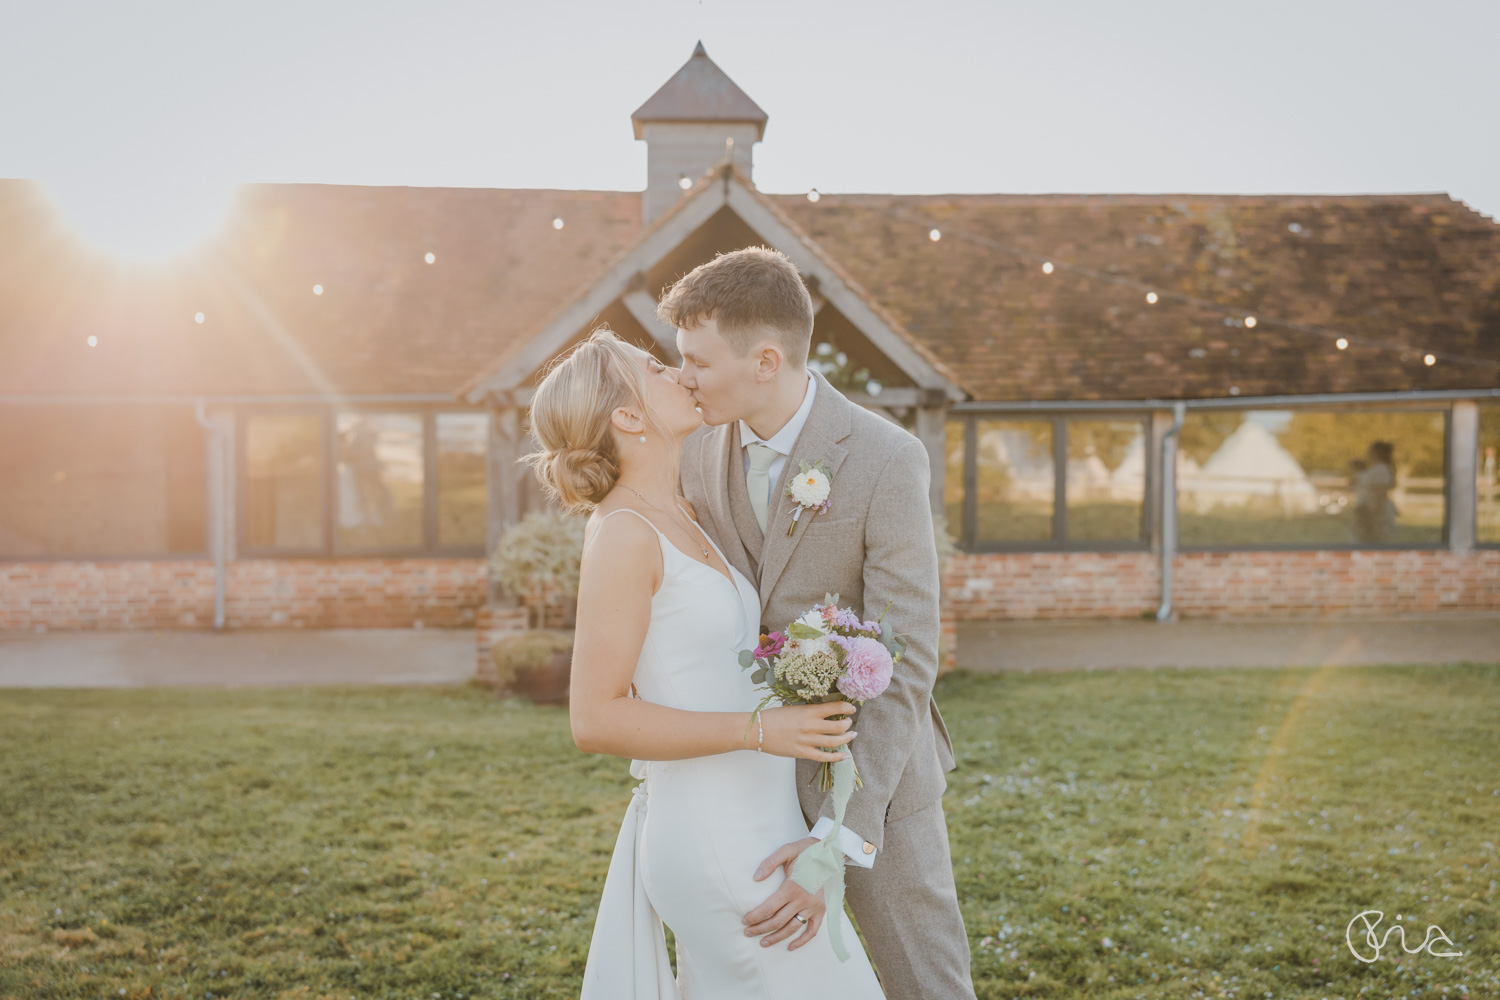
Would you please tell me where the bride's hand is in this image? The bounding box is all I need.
[755,703,856,761]
[745,836,827,949]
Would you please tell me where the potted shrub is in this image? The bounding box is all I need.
[487,510,585,703]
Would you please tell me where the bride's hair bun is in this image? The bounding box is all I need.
[522,327,662,514]
[544,446,620,512]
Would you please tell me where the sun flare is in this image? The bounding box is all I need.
[42,174,235,263]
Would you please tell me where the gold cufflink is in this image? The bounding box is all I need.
[862,842,875,854]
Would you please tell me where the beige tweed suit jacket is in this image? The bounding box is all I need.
[680,370,957,849]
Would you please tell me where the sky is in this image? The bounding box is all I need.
[2,0,1497,255]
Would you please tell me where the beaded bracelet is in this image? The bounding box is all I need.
[755,709,764,753]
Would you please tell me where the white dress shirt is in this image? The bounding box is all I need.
[739,373,877,870]
[738,370,817,492]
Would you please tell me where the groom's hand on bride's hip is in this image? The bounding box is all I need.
[743,836,823,950]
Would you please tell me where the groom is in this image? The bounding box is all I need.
[663,247,976,999]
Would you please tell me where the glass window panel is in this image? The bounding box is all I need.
[975,419,1053,542]
[0,405,204,557]
[1480,405,1500,544]
[1066,419,1146,542]
[437,413,488,548]
[943,420,965,539]
[335,412,424,550]
[1178,409,1446,547]
[245,412,325,550]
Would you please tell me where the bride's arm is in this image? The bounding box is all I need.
[568,512,856,762]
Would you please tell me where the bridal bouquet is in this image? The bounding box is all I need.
[737,595,906,963]
[738,595,905,790]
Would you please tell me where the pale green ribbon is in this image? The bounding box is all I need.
[788,754,857,961]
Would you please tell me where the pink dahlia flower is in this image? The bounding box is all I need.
[754,631,785,659]
[836,636,894,701]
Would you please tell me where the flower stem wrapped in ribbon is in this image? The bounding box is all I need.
[738,594,906,960]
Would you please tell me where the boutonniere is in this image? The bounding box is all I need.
[784,459,833,536]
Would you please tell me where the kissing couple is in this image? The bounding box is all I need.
[524,247,977,999]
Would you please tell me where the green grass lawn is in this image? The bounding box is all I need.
[2,665,1497,1000]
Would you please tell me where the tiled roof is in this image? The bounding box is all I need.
[3,178,1497,402]
[771,192,1500,400]
[0,179,640,396]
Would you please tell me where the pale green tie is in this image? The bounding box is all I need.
[745,441,780,535]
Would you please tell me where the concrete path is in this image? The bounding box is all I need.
[957,614,1500,673]
[0,628,475,688]
[4,614,1497,688]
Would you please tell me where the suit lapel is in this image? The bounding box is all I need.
[716,422,762,583]
[757,371,853,604]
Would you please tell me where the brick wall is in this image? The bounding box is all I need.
[945,549,1500,620]
[0,558,488,631]
[8,548,1495,634]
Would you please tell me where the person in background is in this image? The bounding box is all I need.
[1349,440,1397,544]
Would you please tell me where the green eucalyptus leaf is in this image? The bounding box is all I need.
[738,648,755,671]
[787,622,824,640]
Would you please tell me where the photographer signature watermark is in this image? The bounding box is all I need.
[1345,910,1463,963]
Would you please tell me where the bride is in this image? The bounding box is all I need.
[524,328,886,998]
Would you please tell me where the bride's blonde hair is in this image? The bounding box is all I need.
[523,327,672,514]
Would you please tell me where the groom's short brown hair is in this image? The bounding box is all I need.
[656,246,815,364]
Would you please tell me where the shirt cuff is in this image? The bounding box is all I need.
[809,816,876,869]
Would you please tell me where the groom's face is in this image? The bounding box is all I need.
[675,317,765,427]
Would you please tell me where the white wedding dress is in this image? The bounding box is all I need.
[579,507,885,999]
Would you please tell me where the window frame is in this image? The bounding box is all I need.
[953,412,1153,554]
[235,404,488,560]
[1174,405,1451,554]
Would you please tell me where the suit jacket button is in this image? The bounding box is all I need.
[862,842,875,855]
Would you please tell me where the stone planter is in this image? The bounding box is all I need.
[513,644,573,705]
[487,627,574,706]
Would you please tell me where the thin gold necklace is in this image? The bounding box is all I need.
[625,487,711,559]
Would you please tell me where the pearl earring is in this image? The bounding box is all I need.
[639,434,647,444]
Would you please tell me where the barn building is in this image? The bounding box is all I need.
[3,43,1498,669]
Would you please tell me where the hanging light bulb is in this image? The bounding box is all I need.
[1336,338,1349,350]
[194,312,205,324]
[87,335,97,347]
[1042,261,1054,274]
[807,189,821,203]
[678,175,692,191]
[1145,291,1158,304]
[1423,354,1436,366]
[929,229,942,242]
[425,252,436,264]
[1244,315,1257,328]
[312,284,324,296]
[552,218,564,230]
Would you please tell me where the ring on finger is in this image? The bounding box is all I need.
[794,913,808,925]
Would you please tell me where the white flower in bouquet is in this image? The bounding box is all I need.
[786,633,835,660]
[795,607,833,634]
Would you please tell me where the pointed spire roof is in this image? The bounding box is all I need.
[631,41,768,140]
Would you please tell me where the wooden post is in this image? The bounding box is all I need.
[913,393,948,517]
[478,399,532,679]
[1449,401,1478,554]
[485,400,524,604]
[913,393,955,673]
